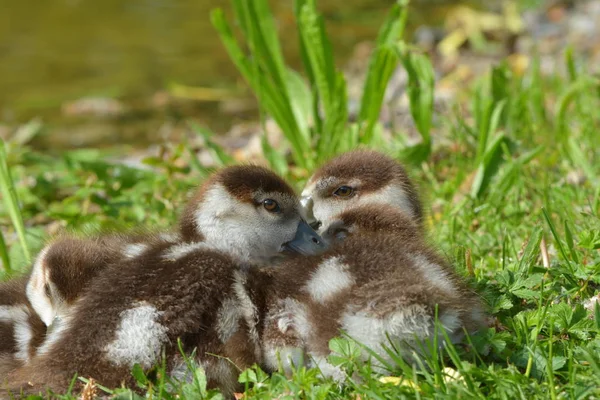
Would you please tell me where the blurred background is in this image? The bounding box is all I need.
[0,0,596,154]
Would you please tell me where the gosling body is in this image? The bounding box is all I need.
[260,205,484,378]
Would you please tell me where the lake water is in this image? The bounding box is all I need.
[0,0,477,148]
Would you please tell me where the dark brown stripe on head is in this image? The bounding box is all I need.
[217,165,295,203]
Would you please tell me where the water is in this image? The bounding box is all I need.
[0,0,469,149]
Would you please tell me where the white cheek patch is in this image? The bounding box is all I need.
[162,242,212,261]
[123,243,148,259]
[0,305,32,362]
[358,183,415,219]
[305,257,355,303]
[193,184,298,264]
[310,181,418,232]
[104,302,169,369]
[193,185,253,262]
[26,246,55,327]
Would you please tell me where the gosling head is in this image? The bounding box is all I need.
[179,165,326,264]
[26,237,118,327]
[320,204,422,246]
[301,150,422,232]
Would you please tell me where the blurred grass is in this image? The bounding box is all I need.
[1,0,600,398]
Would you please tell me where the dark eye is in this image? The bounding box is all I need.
[263,199,281,213]
[333,186,353,197]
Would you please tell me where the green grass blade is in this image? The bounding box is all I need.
[567,136,596,184]
[554,77,589,142]
[565,46,577,82]
[0,228,11,274]
[563,220,580,265]
[517,226,543,276]
[470,133,508,198]
[0,139,31,264]
[358,2,407,142]
[212,5,311,169]
[400,50,435,145]
[359,45,400,144]
[541,207,576,279]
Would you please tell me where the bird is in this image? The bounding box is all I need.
[0,276,46,378]
[259,203,485,380]
[3,165,324,397]
[258,149,483,378]
[300,149,424,231]
[0,232,181,380]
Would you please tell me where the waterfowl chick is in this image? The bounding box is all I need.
[0,232,180,378]
[261,204,484,379]
[0,277,45,378]
[27,233,181,349]
[301,149,423,230]
[4,165,323,396]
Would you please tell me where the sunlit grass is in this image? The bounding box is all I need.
[1,0,600,399]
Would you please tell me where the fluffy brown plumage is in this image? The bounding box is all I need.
[259,204,485,379]
[3,165,322,397]
[0,232,180,382]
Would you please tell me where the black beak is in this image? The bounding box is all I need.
[283,220,328,255]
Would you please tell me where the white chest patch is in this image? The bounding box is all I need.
[359,183,416,220]
[340,304,433,364]
[105,302,169,368]
[305,257,355,304]
[162,242,212,261]
[0,305,32,361]
[123,243,148,259]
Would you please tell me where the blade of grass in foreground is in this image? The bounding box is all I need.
[0,228,10,273]
[211,3,312,170]
[358,1,408,144]
[0,139,31,265]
